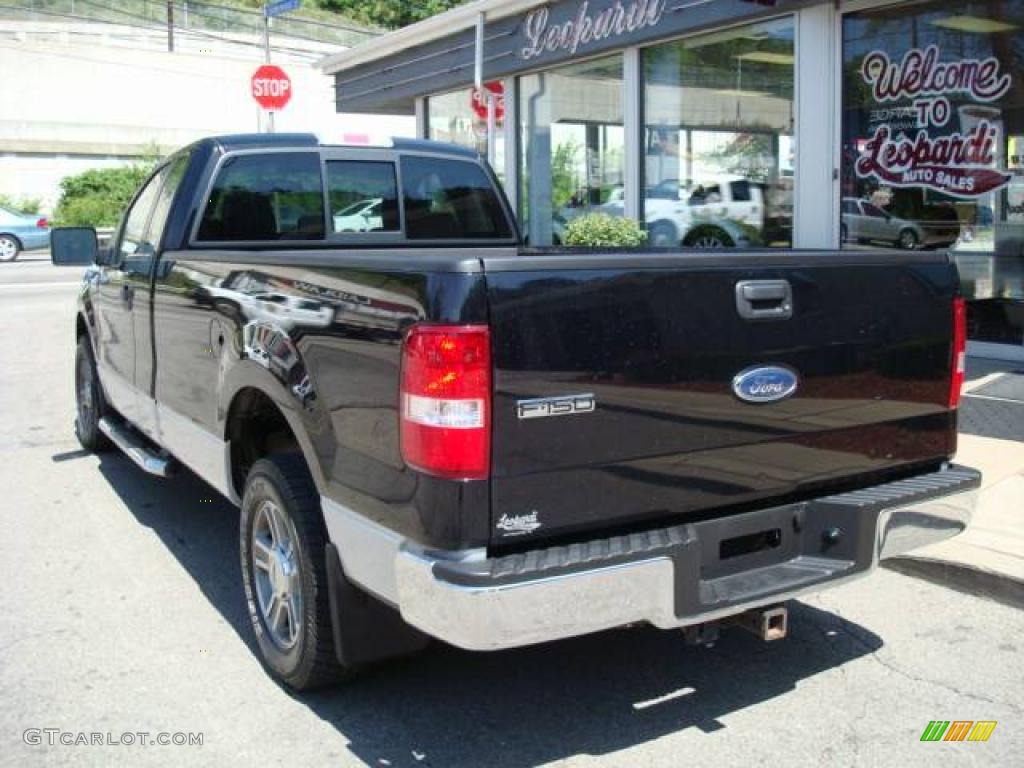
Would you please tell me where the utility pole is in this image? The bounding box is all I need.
[167,1,174,52]
[263,13,274,133]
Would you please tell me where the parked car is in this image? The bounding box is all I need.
[332,197,384,232]
[841,197,960,249]
[50,133,978,690]
[0,205,49,261]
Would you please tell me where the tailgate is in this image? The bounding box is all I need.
[483,250,958,546]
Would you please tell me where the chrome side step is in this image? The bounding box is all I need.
[98,417,176,477]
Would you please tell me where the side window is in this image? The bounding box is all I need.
[688,183,721,205]
[400,156,512,240]
[326,160,400,234]
[730,180,751,203]
[118,170,165,266]
[197,152,324,241]
[146,152,190,252]
[841,200,858,215]
[863,202,887,219]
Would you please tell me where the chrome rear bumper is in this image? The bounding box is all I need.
[326,465,979,652]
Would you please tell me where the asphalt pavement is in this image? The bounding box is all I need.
[0,259,1021,767]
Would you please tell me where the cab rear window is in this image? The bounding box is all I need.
[197,152,324,241]
[400,156,512,240]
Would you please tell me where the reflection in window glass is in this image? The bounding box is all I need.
[147,152,190,251]
[400,156,512,240]
[643,19,794,248]
[326,161,400,233]
[519,55,625,246]
[197,153,324,241]
[426,86,506,183]
[120,169,164,264]
[843,1,1024,343]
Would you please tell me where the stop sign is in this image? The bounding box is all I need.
[471,81,504,122]
[251,65,292,111]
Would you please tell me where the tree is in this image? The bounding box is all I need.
[0,194,42,215]
[53,163,156,227]
[551,139,582,212]
[318,1,466,29]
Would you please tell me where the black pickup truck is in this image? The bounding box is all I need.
[51,133,980,690]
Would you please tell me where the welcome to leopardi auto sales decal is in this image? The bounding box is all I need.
[855,45,1013,198]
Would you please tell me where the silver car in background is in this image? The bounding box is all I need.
[841,197,960,250]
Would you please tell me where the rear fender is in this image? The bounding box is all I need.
[218,320,334,496]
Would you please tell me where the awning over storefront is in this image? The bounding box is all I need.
[317,0,815,115]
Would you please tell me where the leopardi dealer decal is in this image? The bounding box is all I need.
[496,511,542,536]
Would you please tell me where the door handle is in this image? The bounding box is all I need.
[735,280,792,321]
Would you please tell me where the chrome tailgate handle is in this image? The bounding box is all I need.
[735,280,792,321]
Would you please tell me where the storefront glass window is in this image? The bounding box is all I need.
[518,55,625,246]
[843,0,1024,344]
[643,19,795,248]
[426,87,505,183]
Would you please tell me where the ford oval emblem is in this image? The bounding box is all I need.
[732,365,799,404]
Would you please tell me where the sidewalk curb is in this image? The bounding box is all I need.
[883,557,1024,611]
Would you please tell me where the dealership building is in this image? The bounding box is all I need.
[318,0,1024,353]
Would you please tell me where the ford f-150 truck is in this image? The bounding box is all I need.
[50,133,979,690]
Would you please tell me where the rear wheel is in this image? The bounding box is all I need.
[0,235,20,262]
[684,226,734,248]
[74,337,111,451]
[240,454,351,690]
[898,228,919,250]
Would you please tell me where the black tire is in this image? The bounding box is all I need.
[684,225,734,248]
[240,454,351,690]
[898,228,919,250]
[74,336,112,451]
[0,234,21,262]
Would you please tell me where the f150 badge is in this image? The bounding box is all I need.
[496,511,542,536]
[517,393,595,420]
[732,365,799,403]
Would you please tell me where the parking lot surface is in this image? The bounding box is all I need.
[1,261,1020,767]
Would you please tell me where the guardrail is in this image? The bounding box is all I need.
[0,0,378,49]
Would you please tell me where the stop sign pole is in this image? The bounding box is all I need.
[262,10,274,133]
[260,0,300,132]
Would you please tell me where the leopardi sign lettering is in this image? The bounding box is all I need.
[520,0,667,61]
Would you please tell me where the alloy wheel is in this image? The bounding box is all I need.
[0,236,18,261]
[251,499,303,650]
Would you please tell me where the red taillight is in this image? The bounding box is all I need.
[400,324,491,480]
[949,297,966,409]
[36,217,48,229]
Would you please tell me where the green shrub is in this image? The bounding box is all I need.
[0,194,42,215]
[563,213,648,247]
[52,164,155,227]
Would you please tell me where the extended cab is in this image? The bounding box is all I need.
[51,134,979,690]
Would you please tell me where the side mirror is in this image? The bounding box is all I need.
[50,227,98,266]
